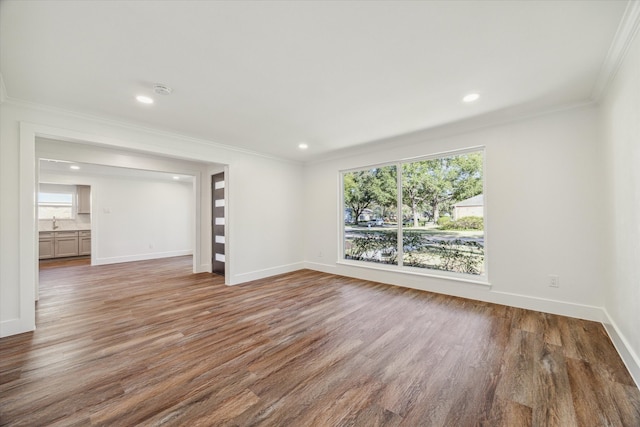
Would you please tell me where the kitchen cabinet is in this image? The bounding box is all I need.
[77,185,91,214]
[39,230,91,259]
[79,230,91,255]
[39,232,54,259]
[54,231,79,257]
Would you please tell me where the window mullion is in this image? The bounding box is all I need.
[396,162,403,267]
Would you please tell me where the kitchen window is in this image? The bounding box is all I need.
[38,184,76,220]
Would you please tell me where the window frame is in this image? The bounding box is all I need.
[339,146,488,285]
[38,184,77,220]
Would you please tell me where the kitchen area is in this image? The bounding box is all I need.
[35,144,205,272]
[38,183,91,260]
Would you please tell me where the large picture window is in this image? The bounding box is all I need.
[342,148,485,278]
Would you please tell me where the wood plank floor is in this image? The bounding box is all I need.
[1,256,639,426]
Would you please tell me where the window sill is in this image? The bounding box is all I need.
[336,259,491,287]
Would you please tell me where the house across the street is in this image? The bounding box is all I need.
[453,194,484,220]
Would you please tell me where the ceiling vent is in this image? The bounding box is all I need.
[153,84,173,95]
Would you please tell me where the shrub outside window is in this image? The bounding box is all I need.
[342,148,485,277]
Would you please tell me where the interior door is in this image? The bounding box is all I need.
[212,172,225,276]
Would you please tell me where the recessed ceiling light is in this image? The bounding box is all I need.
[136,95,154,104]
[298,143,309,150]
[462,93,480,103]
[70,165,80,170]
[173,176,180,180]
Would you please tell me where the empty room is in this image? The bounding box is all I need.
[1,1,639,425]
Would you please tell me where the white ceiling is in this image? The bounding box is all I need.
[0,1,632,162]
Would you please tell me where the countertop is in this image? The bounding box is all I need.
[39,229,91,232]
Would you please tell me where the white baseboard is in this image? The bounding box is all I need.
[488,290,605,323]
[0,317,35,338]
[602,309,640,388]
[197,263,212,273]
[93,250,193,266]
[305,261,603,321]
[229,262,305,285]
[305,261,339,273]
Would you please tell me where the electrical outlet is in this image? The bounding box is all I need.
[549,274,559,288]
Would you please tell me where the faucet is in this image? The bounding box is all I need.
[52,216,58,230]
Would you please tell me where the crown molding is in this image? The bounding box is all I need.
[591,0,640,102]
[2,96,302,166]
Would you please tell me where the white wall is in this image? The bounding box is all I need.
[305,106,606,320]
[226,155,306,284]
[96,176,192,263]
[0,101,305,337]
[0,107,21,326]
[39,170,194,264]
[600,29,640,383]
